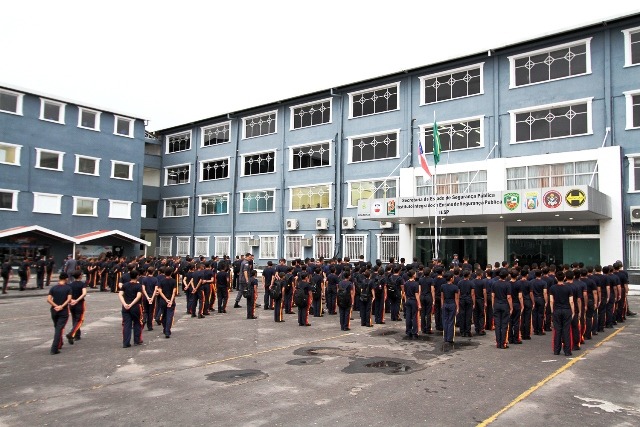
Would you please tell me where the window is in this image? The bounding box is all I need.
[164,197,190,217]
[0,89,23,115]
[114,115,134,137]
[195,236,209,257]
[627,156,640,192]
[0,142,21,165]
[290,184,331,210]
[421,118,483,154]
[343,235,366,261]
[290,99,332,129]
[624,90,640,130]
[75,155,100,176]
[215,236,231,257]
[627,231,640,269]
[200,157,229,181]
[314,235,334,259]
[73,196,98,216]
[176,237,191,256]
[243,111,277,139]
[202,122,231,147]
[165,164,190,186]
[236,236,251,257]
[259,236,278,259]
[420,64,483,104]
[348,178,397,207]
[109,200,132,219]
[40,99,65,124]
[159,237,172,256]
[166,131,191,153]
[0,189,18,211]
[290,141,331,170]
[510,98,592,144]
[349,82,399,118]
[111,161,134,180]
[349,130,399,163]
[509,39,591,87]
[33,192,62,214]
[78,107,101,130]
[417,171,487,195]
[506,161,598,190]
[241,189,275,213]
[35,148,64,171]
[242,151,276,176]
[199,193,229,215]
[378,234,399,262]
[285,235,303,260]
[623,26,640,67]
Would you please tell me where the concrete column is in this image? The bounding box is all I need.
[399,223,414,261]
[487,222,505,265]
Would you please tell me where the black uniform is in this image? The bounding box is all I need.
[216,270,230,313]
[441,282,459,343]
[457,278,474,336]
[492,280,511,349]
[68,279,87,340]
[359,277,373,327]
[419,274,434,333]
[337,280,353,330]
[48,283,71,354]
[120,281,143,347]
[157,276,177,337]
[550,283,573,356]
[404,279,419,337]
[520,278,533,340]
[472,276,486,334]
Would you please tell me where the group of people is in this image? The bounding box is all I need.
[44,252,635,357]
[1,255,56,293]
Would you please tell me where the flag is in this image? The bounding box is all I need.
[418,140,432,179]
[433,121,441,165]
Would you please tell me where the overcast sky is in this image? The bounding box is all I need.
[2,1,639,131]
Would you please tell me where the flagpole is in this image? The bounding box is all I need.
[433,111,438,261]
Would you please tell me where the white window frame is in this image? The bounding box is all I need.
[198,192,229,216]
[235,235,252,257]
[176,236,191,257]
[32,192,62,215]
[163,197,190,218]
[199,156,231,182]
[239,188,276,214]
[0,142,22,166]
[164,163,191,186]
[0,188,19,211]
[508,38,592,89]
[215,236,231,257]
[622,26,640,68]
[342,234,367,262]
[240,149,277,177]
[201,121,231,147]
[39,98,66,124]
[77,107,101,131]
[35,148,64,171]
[111,160,134,180]
[377,234,399,262]
[259,235,278,260]
[347,129,400,164]
[159,237,173,256]
[289,97,333,130]
[108,199,132,219]
[418,116,485,154]
[166,130,192,154]
[284,234,304,260]
[508,97,593,144]
[627,154,640,193]
[74,154,100,176]
[313,234,334,259]
[195,236,210,257]
[624,89,640,130]
[348,81,400,119]
[114,115,134,138]
[289,182,332,211]
[419,62,485,105]
[288,140,333,171]
[0,88,24,115]
[347,177,399,208]
[242,110,278,140]
[72,196,98,217]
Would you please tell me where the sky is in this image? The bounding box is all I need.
[2,1,639,131]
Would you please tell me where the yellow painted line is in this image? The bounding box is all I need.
[477,326,626,427]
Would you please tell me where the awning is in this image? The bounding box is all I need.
[74,230,150,246]
[0,225,76,242]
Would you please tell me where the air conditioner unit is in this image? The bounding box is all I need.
[342,216,356,229]
[631,206,640,223]
[316,218,329,230]
[286,218,299,230]
[248,239,260,247]
[380,221,393,229]
[301,238,313,247]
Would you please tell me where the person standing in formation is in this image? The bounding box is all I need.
[47,273,71,355]
[66,271,87,344]
[119,270,143,348]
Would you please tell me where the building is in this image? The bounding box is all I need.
[0,84,149,266]
[151,12,640,274]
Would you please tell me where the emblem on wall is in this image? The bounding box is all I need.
[543,190,562,209]
[525,191,539,210]
[565,189,586,208]
[503,193,520,211]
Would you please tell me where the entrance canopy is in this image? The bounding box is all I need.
[0,225,76,242]
[75,230,150,246]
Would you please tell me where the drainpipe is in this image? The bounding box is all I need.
[230,114,240,257]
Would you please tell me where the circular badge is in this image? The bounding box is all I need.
[543,190,562,209]
[565,189,586,208]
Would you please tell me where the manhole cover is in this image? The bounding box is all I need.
[286,357,324,366]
